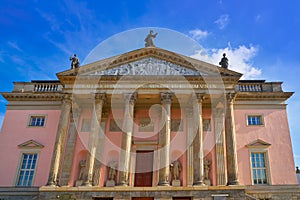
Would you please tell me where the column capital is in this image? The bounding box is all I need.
[193,93,205,103]
[94,93,106,103]
[124,92,137,104]
[160,92,173,104]
[226,92,236,103]
[62,93,72,105]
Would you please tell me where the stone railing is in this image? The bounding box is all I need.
[34,83,60,92]
[236,81,283,92]
[237,83,262,92]
[13,81,62,93]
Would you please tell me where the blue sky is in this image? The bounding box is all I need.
[0,1,299,167]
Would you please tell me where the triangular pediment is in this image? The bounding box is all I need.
[82,57,205,76]
[18,140,44,149]
[246,139,271,148]
[57,47,242,78]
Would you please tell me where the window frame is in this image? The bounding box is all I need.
[14,149,40,187]
[27,115,47,127]
[248,147,271,185]
[246,114,264,126]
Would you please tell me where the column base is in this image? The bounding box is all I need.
[117,181,129,186]
[193,180,205,186]
[158,181,170,186]
[82,181,92,187]
[46,181,57,187]
[227,180,240,185]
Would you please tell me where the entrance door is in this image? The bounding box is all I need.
[134,151,153,187]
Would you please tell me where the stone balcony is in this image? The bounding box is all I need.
[13,80,62,93]
[236,80,283,92]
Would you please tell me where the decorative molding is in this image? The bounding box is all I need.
[18,140,44,149]
[86,57,206,76]
[246,139,271,148]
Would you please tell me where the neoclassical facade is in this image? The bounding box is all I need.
[0,47,299,200]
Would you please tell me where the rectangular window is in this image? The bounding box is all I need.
[251,152,268,184]
[171,119,184,132]
[28,116,46,127]
[203,119,211,132]
[81,119,91,132]
[247,115,263,126]
[17,153,38,186]
[109,119,122,132]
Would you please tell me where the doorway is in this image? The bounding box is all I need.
[134,150,154,187]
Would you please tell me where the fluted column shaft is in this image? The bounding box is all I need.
[186,108,194,186]
[83,93,106,186]
[158,92,173,186]
[213,107,226,185]
[118,93,136,186]
[47,94,72,186]
[60,103,81,186]
[193,93,205,186]
[225,93,240,185]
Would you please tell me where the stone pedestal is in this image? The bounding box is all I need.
[172,180,181,186]
[106,180,115,187]
[75,180,83,186]
[204,179,211,186]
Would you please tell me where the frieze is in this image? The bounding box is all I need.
[87,57,206,76]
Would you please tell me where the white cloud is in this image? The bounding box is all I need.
[7,41,22,52]
[189,29,209,40]
[190,43,261,79]
[214,14,229,29]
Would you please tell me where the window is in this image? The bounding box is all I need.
[81,119,91,132]
[109,119,122,132]
[16,153,38,186]
[251,152,268,185]
[28,115,46,127]
[203,119,211,132]
[247,115,263,126]
[171,119,184,132]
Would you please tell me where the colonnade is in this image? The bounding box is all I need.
[47,92,239,187]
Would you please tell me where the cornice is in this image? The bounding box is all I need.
[1,92,62,101]
[57,47,242,81]
[235,91,293,101]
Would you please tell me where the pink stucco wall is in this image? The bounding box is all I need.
[235,108,298,185]
[0,109,61,186]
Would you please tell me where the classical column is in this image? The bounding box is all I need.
[118,93,136,186]
[225,93,240,185]
[213,107,226,185]
[193,93,205,186]
[60,103,81,186]
[47,94,72,186]
[83,93,106,186]
[158,92,173,186]
[186,108,194,186]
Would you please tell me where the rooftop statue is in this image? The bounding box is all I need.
[70,53,80,69]
[219,53,229,69]
[145,30,158,47]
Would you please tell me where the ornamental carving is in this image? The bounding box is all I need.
[89,57,205,76]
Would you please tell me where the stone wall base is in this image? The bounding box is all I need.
[1,185,300,200]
